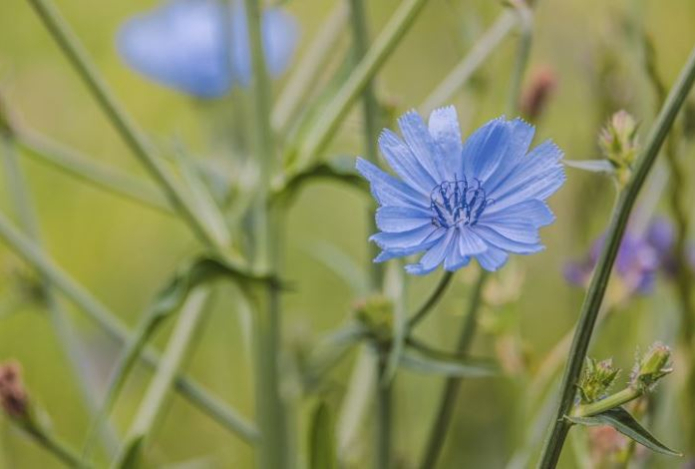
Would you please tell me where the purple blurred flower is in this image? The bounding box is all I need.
[565,218,693,295]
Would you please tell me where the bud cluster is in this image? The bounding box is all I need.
[598,110,640,186]
[630,342,672,393]
[578,357,620,404]
[354,295,394,345]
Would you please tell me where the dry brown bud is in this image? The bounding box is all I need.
[0,361,29,420]
[519,66,558,122]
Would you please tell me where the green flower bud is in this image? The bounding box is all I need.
[354,295,393,344]
[578,357,620,404]
[631,342,672,392]
[598,110,640,186]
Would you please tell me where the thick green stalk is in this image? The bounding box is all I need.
[243,1,287,468]
[420,11,518,114]
[1,134,119,454]
[16,129,169,213]
[376,358,391,469]
[349,0,384,291]
[417,272,487,469]
[24,0,230,250]
[407,272,454,329]
[537,42,695,468]
[0,212,259,443]
[291,0,431,172]
[112,288,212,468]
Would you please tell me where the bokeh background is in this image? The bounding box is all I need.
[1,0,695,467]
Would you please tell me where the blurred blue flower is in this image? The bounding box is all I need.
[117,0,299,98]
[564,217,695,295]
[357,107,565,275]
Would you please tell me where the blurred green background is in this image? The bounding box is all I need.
[1,0,695,467]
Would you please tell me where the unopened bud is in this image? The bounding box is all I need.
[0,361,29,421]
[354,295,393,344]
[578,357,620,404]
[519,66,558,122]
[599,111,639,166]
[631,342,672,392]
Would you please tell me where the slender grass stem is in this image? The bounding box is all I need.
[111,288,212,468]
[291,0,431,172]
[537,42,695,469]
[24,0,231,250]
[272,2,349,133]
[376,358,391,469]
[0,212,259,443]
[1,134,120,455]
[506,1,533,116]
[22,424,90,468]
[407,271,454,329]
[243,1,287,468]
[417,271,487,469]
[420,11,518,114]
[15,129,169,213]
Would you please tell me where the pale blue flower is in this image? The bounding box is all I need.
[117,0,299,98]
[356,107,565,275]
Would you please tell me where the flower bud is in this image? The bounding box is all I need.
[520,66,557,122]
[354,295,393,344]
[578,357,620,403]
[0,361,29,421]
[631,342,672,392]
[598,111,640,186]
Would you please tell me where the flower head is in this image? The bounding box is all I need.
[117,0,299,98]
[356,107,565,275]
[565,217,695,296]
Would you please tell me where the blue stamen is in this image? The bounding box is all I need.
[429,176,493,228]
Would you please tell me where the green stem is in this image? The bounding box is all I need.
[243,1,287,468]
[24,0,230,250]
[506,1,534,116]
[111,288,212,468]
[537,42,695,469]
[376,358,391,469]
[571,387,639,418]
[24,425,90,468]
[407,272,455,329]
[348,0,384,297]
[0,212,259,443]
[1,134,119,454]
[271,2,349,133]
[15,128,169,213]
[420,11,518,114]
[417,271,487,469]
[290,0,431,172]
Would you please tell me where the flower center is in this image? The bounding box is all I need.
[430,177,492,228]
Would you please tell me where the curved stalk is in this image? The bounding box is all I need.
[407,272,455,329]
[537,42,695,468]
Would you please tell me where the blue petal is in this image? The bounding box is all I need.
[355,158,428,209]
[480,200,555,228]
[262,9,300,77]
[398,111,447,183]
[477,221,541,245]
[475,246,509,271]
[472,226,544,254]
[444,246,471,271]
[117,0,231,98]
[483,118,535,189]
[405,230,455,275]
[487,140,565,208]
[375,206,432,233]
[461,117,511,183]
[428,106,463,174]
[371,225,444,250]
[378,129,437,194]
[458,228,488,256]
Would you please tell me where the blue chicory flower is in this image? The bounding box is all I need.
[564,217,695,295]
[356,107,565,275]
[117,0,299,98]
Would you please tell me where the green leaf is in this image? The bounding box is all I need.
[564,159,616,174]
[309,402,337,469]
[565,407,682,457]
[115,434,145,469]
[307,323,367,384]
[399,349,497,378]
